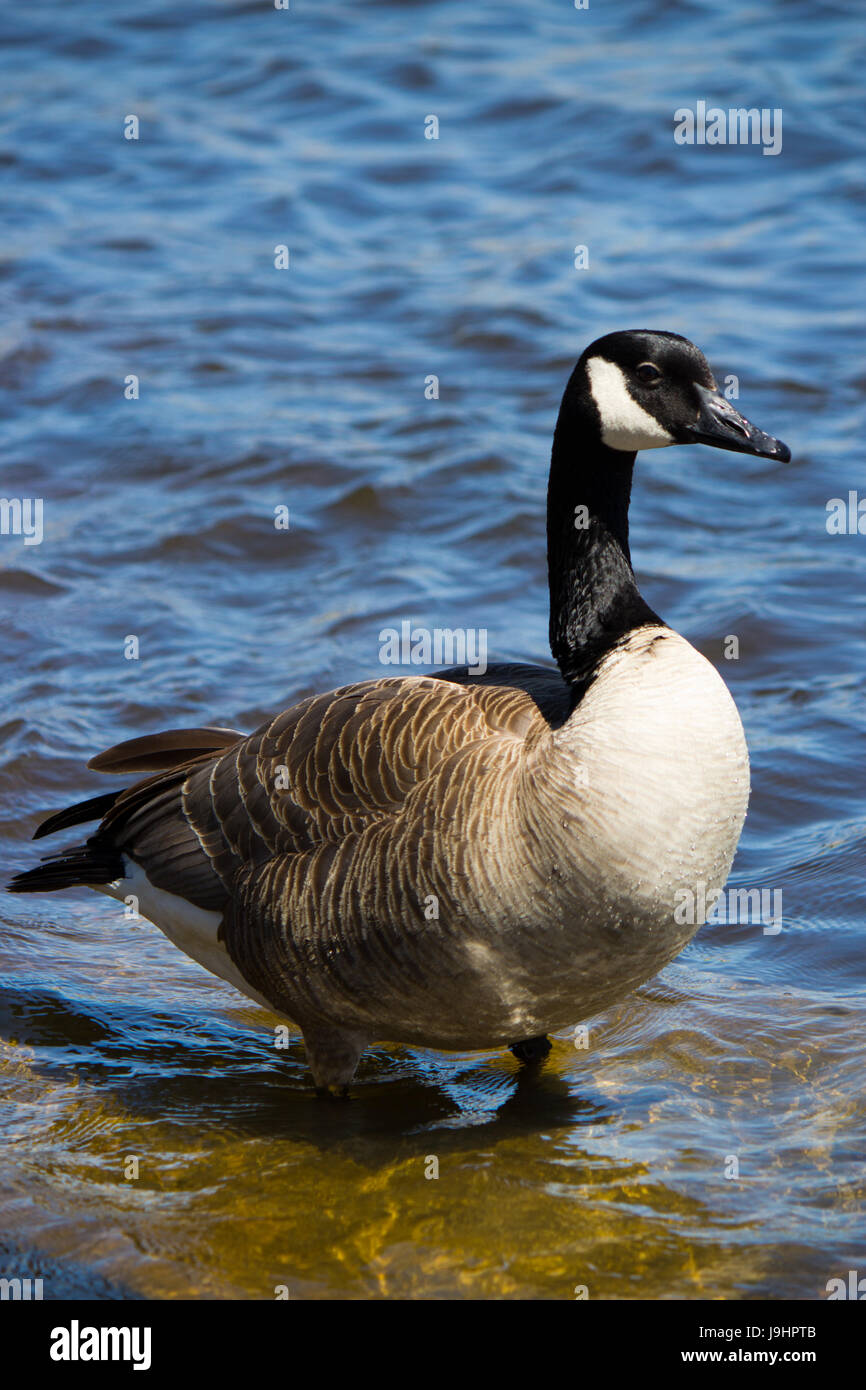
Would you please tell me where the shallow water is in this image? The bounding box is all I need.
[1,0,864,1299]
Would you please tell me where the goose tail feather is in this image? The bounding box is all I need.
[7,725,245,895]
[7,840,124,894]
[31,791,125,841]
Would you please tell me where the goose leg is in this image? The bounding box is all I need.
[509,1035,552,1065]
[302,1023,368,1097]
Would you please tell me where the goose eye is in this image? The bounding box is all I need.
[636,363,662,384]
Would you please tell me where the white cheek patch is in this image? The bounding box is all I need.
[586,356,674,451]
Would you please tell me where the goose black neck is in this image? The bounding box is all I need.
[547,404,660,693]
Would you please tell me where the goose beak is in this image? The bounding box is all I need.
[684,384,791,462]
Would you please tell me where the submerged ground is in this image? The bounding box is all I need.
[0,0,863,1298]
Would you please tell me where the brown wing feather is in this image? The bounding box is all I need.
[93,675,551,924]
[87,726,245,774]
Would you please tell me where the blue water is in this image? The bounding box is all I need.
[0,0,864,1299]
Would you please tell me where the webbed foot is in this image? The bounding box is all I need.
[509,1035,552,1065]
[315,1084,352,1101]
[302,1022,367,1094]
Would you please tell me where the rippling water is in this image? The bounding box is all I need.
[1,0,864,1299]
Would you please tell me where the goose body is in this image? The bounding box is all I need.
[8,330,789,1091]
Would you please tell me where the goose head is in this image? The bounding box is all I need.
[574,329,790,462]
[547,330,790,690]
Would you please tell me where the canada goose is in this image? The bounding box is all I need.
[8,330,790,1094]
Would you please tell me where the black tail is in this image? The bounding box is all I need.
[7,843,125,893]
[7,790,126,894]
[33,791,122,840]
